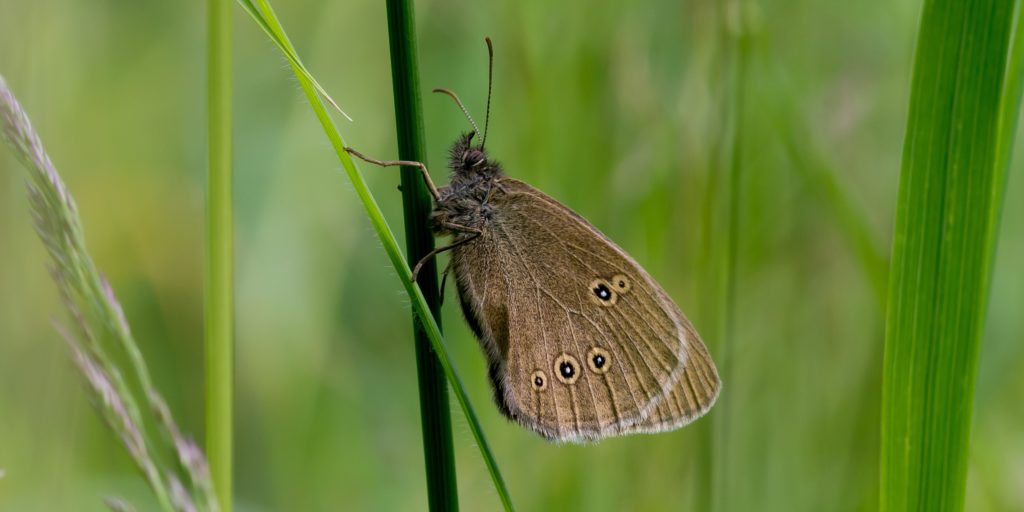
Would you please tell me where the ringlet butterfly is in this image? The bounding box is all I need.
[347,38,720,442]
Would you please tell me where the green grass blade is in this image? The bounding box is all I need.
[206,0,234,510]
[382,0,459,510]
[236,2,514,509]
[996,2,1024,177]
[881,0,1023,510]
[234,0,350,121]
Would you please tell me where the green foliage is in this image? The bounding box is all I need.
[881,0,1023,510]
[2,0,1024,510]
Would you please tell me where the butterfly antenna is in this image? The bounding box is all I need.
[433,88,481,140]
[482,37,494,150]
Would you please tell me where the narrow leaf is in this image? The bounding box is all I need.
[881,1,1023,510]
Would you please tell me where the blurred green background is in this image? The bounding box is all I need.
[2,0,1023,510]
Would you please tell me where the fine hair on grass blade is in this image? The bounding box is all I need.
[234,0,350,121]
[880,0,1023,510]
[1,75,219,511]
[236,1,514,510]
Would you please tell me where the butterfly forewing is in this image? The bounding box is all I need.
[450,178,713,442]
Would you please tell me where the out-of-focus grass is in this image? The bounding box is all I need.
[696,2,752,511]
[205,0,234,508]
[1,0,1023,510]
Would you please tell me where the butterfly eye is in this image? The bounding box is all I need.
[463,149,486,167]
[530,370,548,391]
[586,347,612,374]
[554,354,581,384]
[610,274,632,294]
[588,279,618,306]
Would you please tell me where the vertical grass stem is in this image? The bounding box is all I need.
[206,0,234,509]
[383,1,459,509]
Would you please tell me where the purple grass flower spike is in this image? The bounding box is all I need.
[2,74,219,511]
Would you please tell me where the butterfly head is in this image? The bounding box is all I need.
[437,38,499,179]
[460,134,488,169]
[449,131,500,179]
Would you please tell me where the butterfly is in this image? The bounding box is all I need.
[347,38,719,443]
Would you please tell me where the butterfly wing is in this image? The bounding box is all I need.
[450,178,719,442]
[624,317,720,433]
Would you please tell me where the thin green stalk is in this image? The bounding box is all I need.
[206,0,234,510]
[235,2,514,509]
[382,1,459,510]
[881,0,1022,510]
[713,29,746,512]
[695,2,751,511]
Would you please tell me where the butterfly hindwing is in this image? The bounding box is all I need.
[624,318,720,434]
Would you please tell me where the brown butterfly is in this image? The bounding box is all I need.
[347,38,719,442]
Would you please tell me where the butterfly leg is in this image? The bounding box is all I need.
[438,261,453,305]
[411,226,482,283]
[434,220,483,301]
[344,147,442,201]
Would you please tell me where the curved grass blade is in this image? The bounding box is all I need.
[236,2,514,509]
[235,0,351,121]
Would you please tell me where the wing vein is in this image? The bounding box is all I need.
[512,207,681,362]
